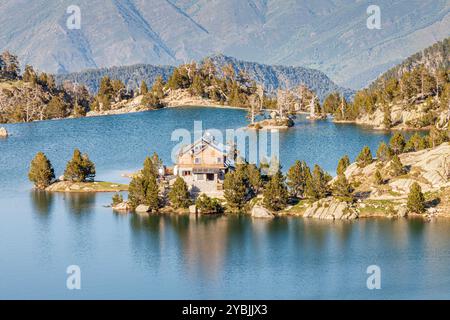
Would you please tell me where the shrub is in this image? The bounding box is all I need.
[195,194,223,214]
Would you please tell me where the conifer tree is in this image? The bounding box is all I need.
[140,80,149,95]
[374,169,384,185]
[389,133,406,154]
[128,156,161,211]
[112,193,123,206]
[407,182,426,214]
[404,133,426,152]
[223,170,247,212]
[287,160,308,197]
[246,164,263,195]
[311,164,331,199]
[336,155,350,175]
[145,174,160,212]
[151,76,165,100]
[383,106,392,128]
[332,173,352,197]
[98,76,113,100]
[191,74,204,97]
[46,95,67,119]
[64,149,96,182]
[262,171,288,211]
[168,177,191,209]
[304,164,331,200]
[390,155,405,176]
[356,146,373,167]
[376,142,393,162]
[23,65,37,84]
[28,152,55,189]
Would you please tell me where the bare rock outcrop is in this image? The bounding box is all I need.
[303,198,358,220]
[0,127,8,137]
[112,201,131,212]
[343,143,450,196]
[251,205,274,218]
[353,101,448,130]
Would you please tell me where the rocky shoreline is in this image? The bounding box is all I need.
[334,102,449,131]
[45,181,128,193]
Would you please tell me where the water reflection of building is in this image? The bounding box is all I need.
[177,215,228,280]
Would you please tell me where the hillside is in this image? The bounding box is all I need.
[1,0,448,88]
[294,141,450,220]
[55,64,175,95]
[324,38,450,130]
[57,55,353,101]
[0,52,90,124]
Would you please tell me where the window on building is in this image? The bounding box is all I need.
[217,157,222,163]
[183,171,191,176]
[195,158,201,164]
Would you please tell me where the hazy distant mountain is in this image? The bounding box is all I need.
[1,0,449,89]
[57,54,354,100]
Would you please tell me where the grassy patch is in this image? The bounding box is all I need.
[359,199,401,217]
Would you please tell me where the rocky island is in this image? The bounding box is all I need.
[0,126,8,137]
[28,149,127,194]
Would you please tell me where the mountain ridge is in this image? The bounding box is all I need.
[1,0,449,89]
[56,54,354,100]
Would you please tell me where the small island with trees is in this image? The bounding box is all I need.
[28,149,127,193]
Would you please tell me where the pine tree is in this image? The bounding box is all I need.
[322,92,341,114]
[140,80,149,95]
[168,177,191,209]
[389,133,406,154]
[246,164,262,195]
[112,193,123,206]
[356,146,373,168]
[128,156,161,211]
[287,160,308,197]
[64,149,96,182]
[428,127,448,148]
[46,96,67,119]
[191,74,204,96]
[72,101,86,118]
[262,171,288,211]
[405,133,426,152]
[151,76,165,99]
[407,182,426,214]
[374,169,384,185]
[376,142,393,162]
[23,65,37,84]
[311,164,331,199]
[383,106,392,128]
[336,155,350,175]
[304,176,317,200]
[332,173,352,197]
[98,76,113,99]
[28,152,55,189]
[145,174,160,212]
[304,164,331,200]
[167,68,182,89]
[390,155,405,176]
[223,170,247,212]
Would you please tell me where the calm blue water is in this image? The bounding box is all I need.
[1,107,449,299]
